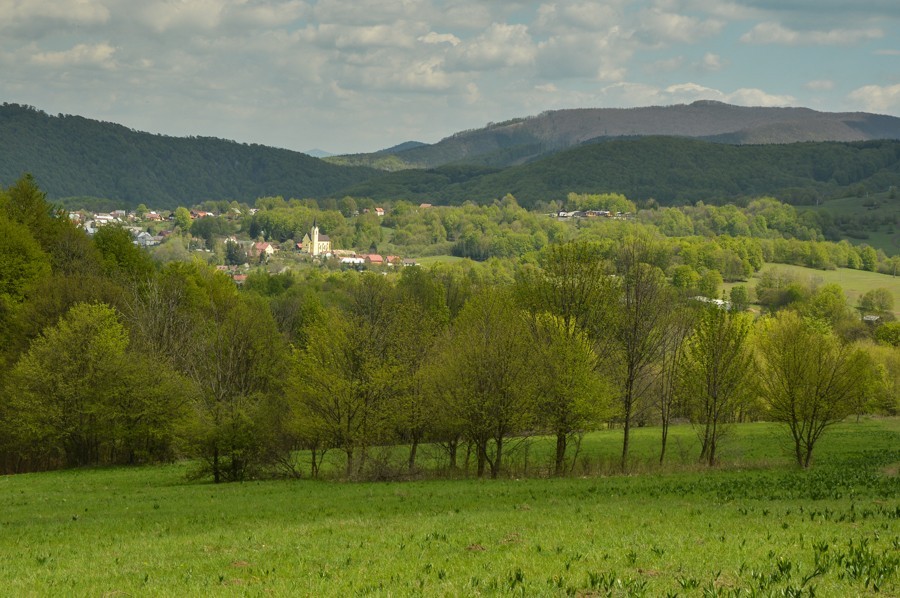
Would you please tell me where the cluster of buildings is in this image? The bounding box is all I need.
[554,210,631,220]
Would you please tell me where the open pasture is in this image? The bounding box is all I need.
[0,420,897,596]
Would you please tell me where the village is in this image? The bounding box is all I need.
[68,204,419,284]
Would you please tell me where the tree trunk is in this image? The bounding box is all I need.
[408,438,419,472]
[659,421,668,466]
[447,439,458,470]
[345,447,354,478]
[621,409,631,472]
[475,442,486,478]
[491,437,503,479]
[213,447,220,484]
[554,432,567,476]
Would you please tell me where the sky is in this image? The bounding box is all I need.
[1,0,899,154]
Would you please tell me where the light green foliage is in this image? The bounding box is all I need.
[292,305,401,477]
[565,192,636,214]
[172,206,192,232]
[729,285,750,311]
[0,212,51,306]
[678,306,755,465]
[530,314,612,474]
[861,245,878,271]
[756,311,873,467]
[874,321,900,347]
[698,268,723,298]
[859,287,895,313]
[5,302,184,467]
[430,288,537,478]
[93,225,155,280]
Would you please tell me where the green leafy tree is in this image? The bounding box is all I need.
[530,314,611,474]
[431,288,537,478]
[858,288,894,313]
[729,285,750,312]
[292,307,400,477]
[606,235,672,471]
[93,225,155,280]
[173,207,192,233]
[6,303,184,467]
[756,311,871,468]
[679,306,755,466]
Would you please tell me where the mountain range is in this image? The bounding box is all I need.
[327,100,900,170]
[2,101,900,210]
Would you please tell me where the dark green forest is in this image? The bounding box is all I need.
[0,104,377,210]
[341,137,900,207]
[1,177,897,482]
[3,104,900,212]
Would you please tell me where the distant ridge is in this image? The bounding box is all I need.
[334,101,900,170]
[0,103,377,209]
[305,148,334,158]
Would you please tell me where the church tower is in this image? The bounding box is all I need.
[311,219,320,256]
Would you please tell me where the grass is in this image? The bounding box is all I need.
[723,263,900,317]
[0,420,897,596]
[414,254,468,266]
[798,191,900,256]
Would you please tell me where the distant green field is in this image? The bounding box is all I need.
[415,254,467,266]
[725,263,900,316]
[799,191,900,256]
[1,420,897,596]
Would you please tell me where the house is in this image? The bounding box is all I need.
[145,211,163,222]
[402,258,418,267]
[385,255,402,266]
[253,242,275,257]
[300,222,331,256]
[419,203,433,210]
[363,254,384,265]
[340,257,365,266]
[374,207,385,217]
[134,231,156,247]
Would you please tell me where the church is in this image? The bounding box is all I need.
[301,222,331,256]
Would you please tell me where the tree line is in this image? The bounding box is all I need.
[1,176,897,481]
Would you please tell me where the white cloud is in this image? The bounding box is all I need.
[699,52,724,71]
[848,84,900,113]
[0,0,110,25]
[447,23,536,71]
[536,29,631,81]
[741,22,883,45]
[638,9,723,44]
[31,42,116,69]
[726,87,795,107]
[805,79,834,91]
[137,0,228,33]
[875,49,900,56]
[596,81,795,108]
[418,31,461,46]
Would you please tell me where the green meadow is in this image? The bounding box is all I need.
[1,420,898,596]
[723,263,900,317]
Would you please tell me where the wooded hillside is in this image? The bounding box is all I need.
[0,103,378,210]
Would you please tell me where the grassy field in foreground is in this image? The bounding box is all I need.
[0,420,897,596]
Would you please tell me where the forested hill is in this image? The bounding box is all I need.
[327,101,900,169]
[0,103,378,209]
[337,136,900,208]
